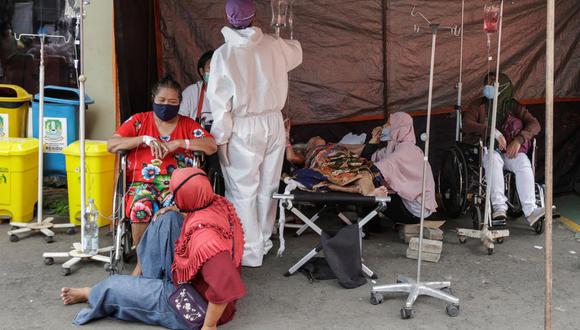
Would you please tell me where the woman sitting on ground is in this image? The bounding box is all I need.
[107,76,217,246]
[61,168,246,330]
[369,112,438,224]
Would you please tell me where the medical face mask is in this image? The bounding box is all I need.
[203,72,210,84]
[153,103,180,121]
[380,127,391,142]
[483,85,495,99]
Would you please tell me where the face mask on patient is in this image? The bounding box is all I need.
[153,103,180,121]
[380,127,391,142]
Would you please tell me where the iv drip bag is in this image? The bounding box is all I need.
[271,0,289,29]
[483,2,500,34]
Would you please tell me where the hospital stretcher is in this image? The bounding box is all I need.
[273,178,390,279]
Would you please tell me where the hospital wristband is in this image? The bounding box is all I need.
[142,135,155,146]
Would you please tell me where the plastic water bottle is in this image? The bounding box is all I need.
[82,199,99,256]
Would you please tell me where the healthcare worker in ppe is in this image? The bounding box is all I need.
[207,0,303,267]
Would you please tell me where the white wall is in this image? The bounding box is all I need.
[84,0,115,140]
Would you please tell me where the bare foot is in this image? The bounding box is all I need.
[372,186,388,197]
[61,287,90,305]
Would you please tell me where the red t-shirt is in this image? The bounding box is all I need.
[116,112,212,184]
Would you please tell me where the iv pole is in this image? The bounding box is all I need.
[369,7,460,319]
[454,0,465,142]
[7,34,76,242]
[457,0,510,255]
[42,0,112,275]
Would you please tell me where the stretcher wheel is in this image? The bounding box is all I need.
[534,218,545,235]
[9,234,19,242]
[487,248,494,255]
[446,303,460,317]
[61,268,72,276]
[458,235,466,244]
[400,307,415,319]
[66,228,76,235]
[44,236,54,243]
[370,292,384,305]
[44,257,54,265]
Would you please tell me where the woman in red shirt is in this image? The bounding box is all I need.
[107,76,217,246]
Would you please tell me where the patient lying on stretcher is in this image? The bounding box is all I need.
[283,123,387,196]
[284,112,437,223]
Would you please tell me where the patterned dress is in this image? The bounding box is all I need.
[116,112,211,223]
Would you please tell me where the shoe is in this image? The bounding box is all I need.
[492,209,507,220]
[525,207,545,226]
[491,209,507,227]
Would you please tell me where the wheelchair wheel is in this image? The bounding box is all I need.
[471,205,483,230]
[534,218,545,234]
[438,145,468,218]
[506,173,523,218]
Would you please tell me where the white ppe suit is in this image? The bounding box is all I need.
[207,26,303,267]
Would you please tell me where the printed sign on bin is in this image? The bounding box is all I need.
[43,117,67,153]
[0,114,8,137]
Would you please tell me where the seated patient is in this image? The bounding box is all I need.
[61,168,245,330]
[107,76,217,245]
[370,112,438,224]
[463,73,544,226]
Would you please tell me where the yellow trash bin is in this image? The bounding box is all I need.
[63,140,115,227]
[0,85,32,138]
[0,138,39,222]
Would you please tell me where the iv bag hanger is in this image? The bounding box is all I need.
[42,0,113,276]
[411,6,461,36]
[7,34,76,243]
[369,5,460,320]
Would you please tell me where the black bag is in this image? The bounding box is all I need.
[168,284,208,329]
[321,223,367,289]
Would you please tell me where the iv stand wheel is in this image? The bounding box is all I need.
[9,234,19,242]
[44,236,54,243]
[458,235,467,244]
[66,228,76,235]
[44,257,54,265]
[400,307,415,319]
[446,303,460,317]
[61,268,72,276]
[370,292,384,305]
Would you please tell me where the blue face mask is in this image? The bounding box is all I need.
[203,72,210,84]
[153,103,180,121]
[380,127,391,141]
[483,85,496,99]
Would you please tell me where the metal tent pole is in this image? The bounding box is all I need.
[544,0,555,328]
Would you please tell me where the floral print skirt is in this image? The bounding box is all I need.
[125,180,173,224]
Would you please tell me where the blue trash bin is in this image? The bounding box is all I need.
[32,86,94,176]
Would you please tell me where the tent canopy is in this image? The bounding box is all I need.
[152,0,579,124]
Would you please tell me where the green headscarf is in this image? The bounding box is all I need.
[486,73,516,129]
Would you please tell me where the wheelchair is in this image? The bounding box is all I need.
[106,150,225,275]
[438,138,545,236]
